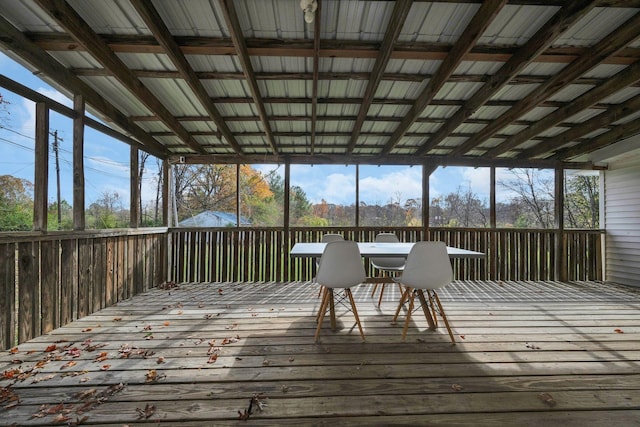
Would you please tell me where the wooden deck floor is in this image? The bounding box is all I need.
[1,280,640,426]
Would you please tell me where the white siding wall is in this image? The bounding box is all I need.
[603,158,640,287]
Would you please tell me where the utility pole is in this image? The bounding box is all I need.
[51,130,62,229]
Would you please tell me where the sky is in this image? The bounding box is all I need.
[1,51,518,210]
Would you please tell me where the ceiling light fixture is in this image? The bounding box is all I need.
[300,0,318,24]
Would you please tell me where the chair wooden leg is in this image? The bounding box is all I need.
[377,283,386,307]
[314,290,330,342]
[329,289,337,330]
[416,289,436,330]
[393,287,411,323]
[370,283,379,298]
[346,289,365,341]
[316,287,328,323]
[431,290,455,344]
[427,291,438,328]
[401,290,415,341]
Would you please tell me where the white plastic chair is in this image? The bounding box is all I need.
[369,233,405,306]
[392,241,456,343]
[315,233,344,297]
[314,240,366,342]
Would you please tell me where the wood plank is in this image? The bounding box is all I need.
[40,240,58,333]
[17,242,40,343]
[0,243,16,349]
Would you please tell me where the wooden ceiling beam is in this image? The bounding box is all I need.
[310,0,322,154]
[219,0,278,155]
[130,0,242,155]
[177,153,594,170]
[27,33,640,65]
[551,116,640,161]
[413,0,598,156]
[32,0,206,154]
[381,0,506,155]
[0,14,168,158]
[70,67,618,86]
[485,59,640,158]
[458,11,640,157]
[518,92,640,159]
[347,0,413,153]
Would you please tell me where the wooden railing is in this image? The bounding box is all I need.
[0,226,603,350]
[168,227,603,283]
[0,229,166,350]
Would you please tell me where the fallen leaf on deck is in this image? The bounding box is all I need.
[451,384,464,391]
[82,328,92,332]
[143,325,152,331]
[9,347,19,354]
[52,413,71,423]
[94,352,109,362]
[207,354,218,364]
[156,356,165,364]
[614,328,624,334]
[459,335,465,340]
[61,361,77,369]
[218,288,223,295]
[100,364,111,371]
[31,374,55,384]
[145,369,166,383]
[538,392,556,407]
[288,357,295,362]
[113,317,122,322]
[136,403,156,419]
[163,321,170,326]
[45,345,57,352]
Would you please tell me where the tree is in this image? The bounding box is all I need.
[87,190,127,229]
[498,168,554,228]
[565,174,599,228]
[0,175,33,231]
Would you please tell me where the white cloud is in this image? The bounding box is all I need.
[20,88,72,136]
[359,168,422,205]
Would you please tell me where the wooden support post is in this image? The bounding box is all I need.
[422,163,437,240]
[162,160,169,227]
[555,164,566,281]
[73,94,85,230]
[130,147,140,228]
[283,162,291,281]
[490,167,497,280]
[34,102,49,231]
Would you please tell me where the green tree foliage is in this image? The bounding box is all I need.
[0,175,33,231]
[565,174,599,228]
[48,199,73,230]
[87,190,128,229]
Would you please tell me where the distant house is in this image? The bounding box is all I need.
[178,211,250,227]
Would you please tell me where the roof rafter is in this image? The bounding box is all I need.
[219,0,278,155]
[347,0,414,154]
[381,0,506,155]
[32,0,206,155]
[413,0,599,156]
[130,0,242,155]
[27,33,640,65]
[518,92,640,159]
[457,10,640,157]
[551,114,640,161]
[0,13,168,158]
[310,0,322,155]
[485,59,640,158]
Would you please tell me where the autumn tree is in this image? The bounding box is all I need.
[0,175,33,231]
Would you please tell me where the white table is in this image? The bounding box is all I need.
[290,242,485,259]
